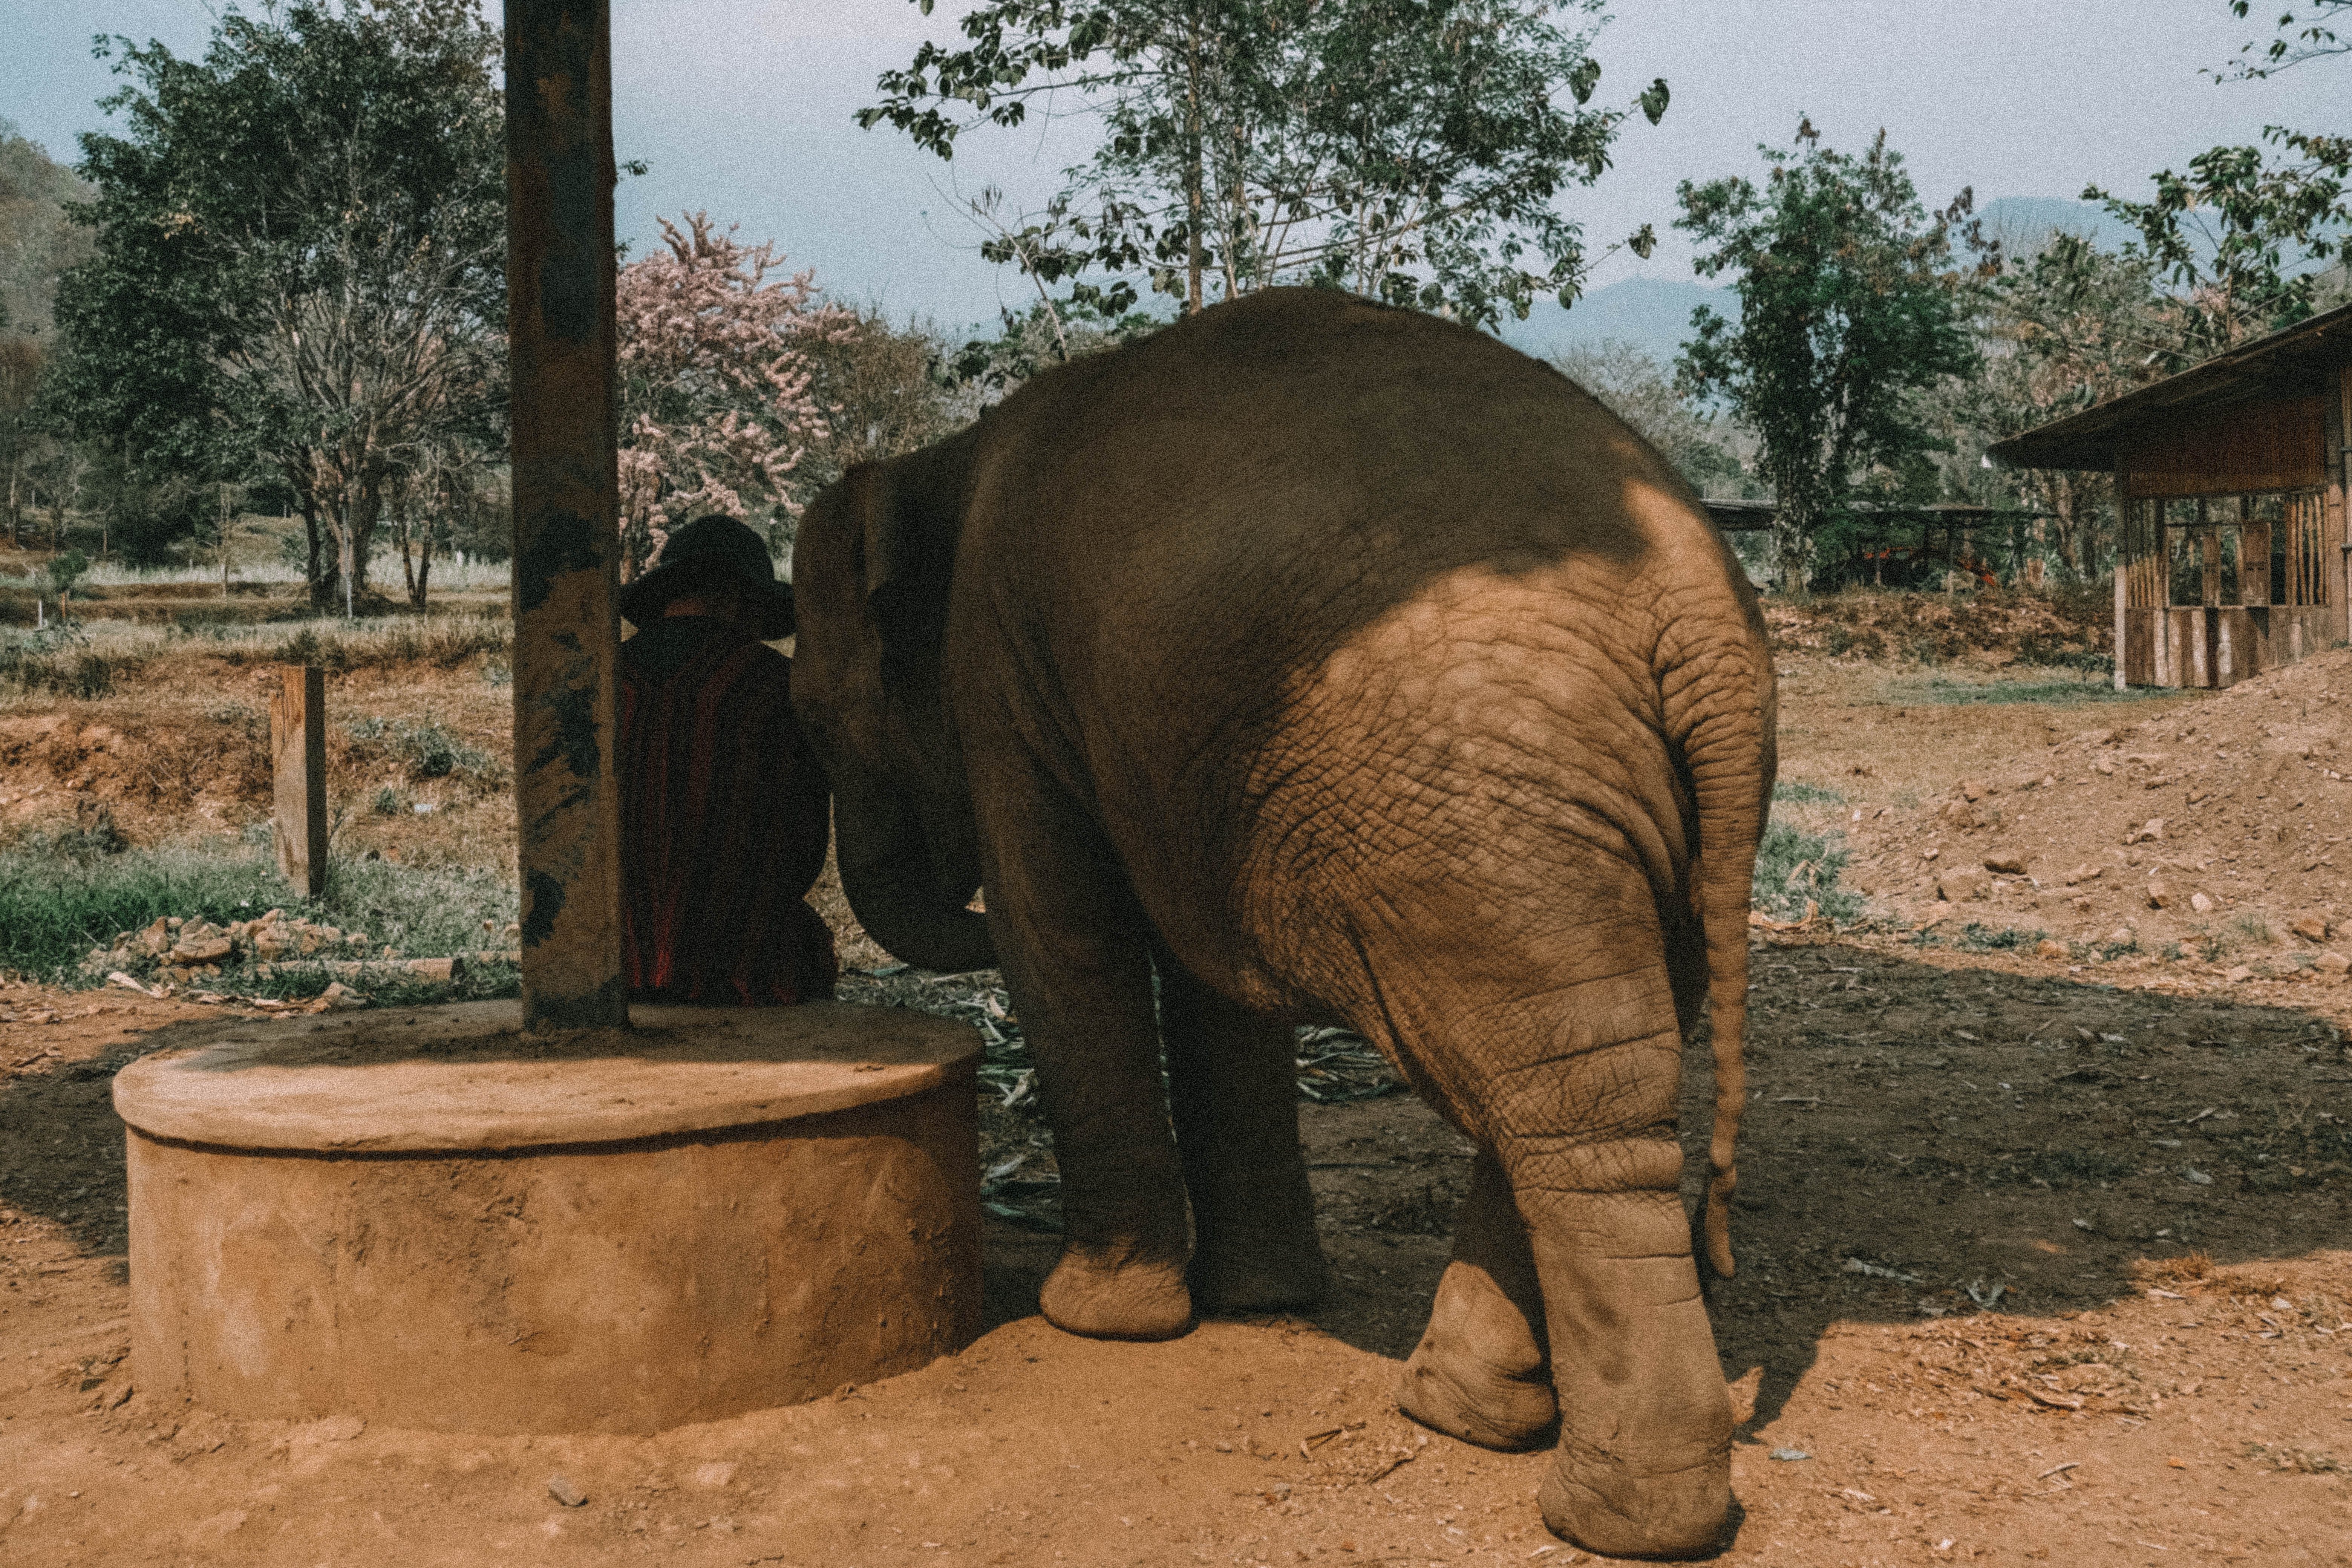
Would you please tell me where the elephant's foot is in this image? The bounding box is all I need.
[1539,1449,1732,1561]
[1395,1259,1557,1451]
[1188,1233,1330,1315]
[1040,1246,1193,1341]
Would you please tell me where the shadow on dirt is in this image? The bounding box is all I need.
[5,940,2346,1448]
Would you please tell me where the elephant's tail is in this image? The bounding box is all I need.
[1663,620,1776,1280]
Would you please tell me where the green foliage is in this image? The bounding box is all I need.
[52,0,506,606]
[2217,1,2350,81]
[42,549,89,597]
[1889,676,2145,706]
[1674,121,1982,593]
[945,296,1170,398]
[2086,130,2352,356]
[0,119,95,339]
[863,0,1669,327]
[1751,818,1865,925]
[1771,780,1842,805]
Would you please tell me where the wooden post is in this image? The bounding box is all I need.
[2113,560,2128,691]
[271,666,328,898]
[505,0,628,1029]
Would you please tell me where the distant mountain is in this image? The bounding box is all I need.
[1492,276,1732,369]
[1491,198,2142,369]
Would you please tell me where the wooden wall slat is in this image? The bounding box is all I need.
[2119,394,2327,498]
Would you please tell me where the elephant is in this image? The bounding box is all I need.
[789,286,1775,1559]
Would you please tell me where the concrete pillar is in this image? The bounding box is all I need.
[505,0,626,1029]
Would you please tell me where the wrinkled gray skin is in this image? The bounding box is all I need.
[790,288,1775,1558]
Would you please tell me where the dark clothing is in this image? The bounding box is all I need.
[617,616,836,1005]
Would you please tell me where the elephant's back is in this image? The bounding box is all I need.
[955,290,1748,1008]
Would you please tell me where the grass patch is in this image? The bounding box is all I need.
[346,715,502,786]
[254,619,509,676]
[1956,923,2046,951]
[1752,819,1866,925]
[0,630,149,699]
[0,834,516,985]
[1772,781,1844,805]
[1889,676,2146,707]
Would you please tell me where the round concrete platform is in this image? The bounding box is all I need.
[114,1000,983,1435]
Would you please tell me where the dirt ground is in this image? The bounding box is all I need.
[3,609,2351,1565]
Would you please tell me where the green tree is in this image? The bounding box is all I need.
[1673,120,1981,593]
[0,121,95,341]
[2216,0,2350,77]
[51,0,506,609]
[2084,2,2352,357]
[862,0,1666,328]
[1551,339,1753,498]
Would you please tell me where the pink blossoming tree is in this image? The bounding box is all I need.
[615,212,855,578]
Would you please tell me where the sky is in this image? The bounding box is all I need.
[2,0,2342,334]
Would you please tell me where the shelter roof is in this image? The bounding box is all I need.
[1986,298,2352,472]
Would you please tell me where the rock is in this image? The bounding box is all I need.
[318,981,367,1011]
[2223,965,2253,984]
[139,917,172,957]
[1958,779,1986,802]
[2147,880,2174,909]
[1937,866,1990,903]
[403,957,464,982]
[2189,892,2214,915]
[547,1474,588,1508]
[2123,818,2165,845]
[691,1461,737,1490]
[2109,927,2135,946]
[1983,849,2028,875]
[2035,939,2070,960]
[168,935,234,965]
[2291,916,2331,942]
[2094,755,2117,775]
[1939,801,1980,829]
[2062,864,2104,886]
[2314,951,2350,975]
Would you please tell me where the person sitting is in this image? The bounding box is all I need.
[616,516,836,1005]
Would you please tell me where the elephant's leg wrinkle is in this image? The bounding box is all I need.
[1158,958,1329,1314]
[979,778,1194,1342]
[1396,1146,1557,1452]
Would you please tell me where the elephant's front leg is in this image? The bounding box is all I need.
[1157,957,1328,1312]
[982,793,1193,1340]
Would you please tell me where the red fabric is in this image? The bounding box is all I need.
[617,617,836,1005]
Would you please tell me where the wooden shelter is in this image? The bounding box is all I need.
[1988,301,2352,689]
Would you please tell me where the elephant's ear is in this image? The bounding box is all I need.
[850,440,965,680]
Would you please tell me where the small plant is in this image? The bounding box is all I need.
[1957,923,2043,951]
[372,786,405,816]
[44,549,92,599]
[2231,913,2274,945]
[1772,781,1844,805]
[1752,819,1866,924]
[347,715,500,786]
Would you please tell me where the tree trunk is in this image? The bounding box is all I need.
[1183,22,1206,316]
[301,493,337,611]
[348,476,382,603]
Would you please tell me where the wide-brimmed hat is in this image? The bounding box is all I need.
[618,516,794,639]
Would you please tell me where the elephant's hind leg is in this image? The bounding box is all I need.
[1396,1145,1558,1450]
[1158,958,1329,1313]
